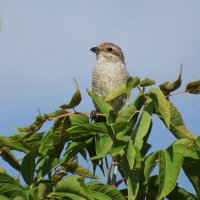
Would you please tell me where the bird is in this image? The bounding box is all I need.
[90,42,129,117]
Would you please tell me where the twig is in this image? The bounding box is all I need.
[107,158,113,185]
[167,90,186,97]
[48,112,105,121]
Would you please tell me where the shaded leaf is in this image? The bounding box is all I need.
[60,79,82,109]
[51,116,71,158]
[16,115,47,134]
[20,152,37,185]
[0,147,20,171]
[159,64,182,95]
[182,158,200,199]
[186,80,200,94]
[0,173,24,198]
[167,185,198,200]
[61,160,99,178]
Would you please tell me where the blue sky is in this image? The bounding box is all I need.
[0,0,200,194]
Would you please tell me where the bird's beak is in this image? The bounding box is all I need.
[90,47,100,54]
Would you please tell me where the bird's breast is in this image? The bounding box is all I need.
[92,61,128,97]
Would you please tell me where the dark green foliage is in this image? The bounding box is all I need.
[0,75,199,200]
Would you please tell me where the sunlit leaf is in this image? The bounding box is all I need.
[144,151,158,184]
[87,181,126,200]
[104,83,126,102]
[132,97,153,150]
[140,78,156,87]
[87,89,116,123]
[169,102,195,139]
[126,76,140,104]
[157,148,183,200]
[149,88,170,128]
[55,176,94,200]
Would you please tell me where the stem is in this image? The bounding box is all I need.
[167,90,186,97]
[48,112,105,120]
[107,158,113,184]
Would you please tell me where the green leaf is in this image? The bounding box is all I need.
[169,102,195,139]
[20,152,37,185]
[64,139,93,161]
[149,88,171,128]
[117,94,145,123]
[157,148,183,200]
[38,183,46,200]
[87,89,116,123]
[60,79,82,109]
[69,114,90,125]
[120,145,141,200]
[144,151,158,184]
[39,129,54,156]
[51,192,87,200]
[159,64,182,95]
[173,139,199,159]
[132,97,153,150]
[0,173,24,198]
[182,158,200,198]
[126,76,140,104]
[127,141,136,170]
[91,192,112,200]
[61,161,99,178]
[55,176,94,200]
[0,147,20,171]
[86,181,126,200]
[68,122,109,139]
[94,134,112,159]
[0,195,9,200]
[16,115,47,134]
[186,80,200,94]
[51,116,71,158]
[167,185,198,200]
[0,135,32,153]
[140,78,156,87]
[104,83,126,102]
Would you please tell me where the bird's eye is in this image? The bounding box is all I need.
[107,47,113,52]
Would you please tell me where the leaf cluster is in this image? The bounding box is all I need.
[0,72,200,200]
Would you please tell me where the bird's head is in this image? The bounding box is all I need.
[90,42,125,64]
